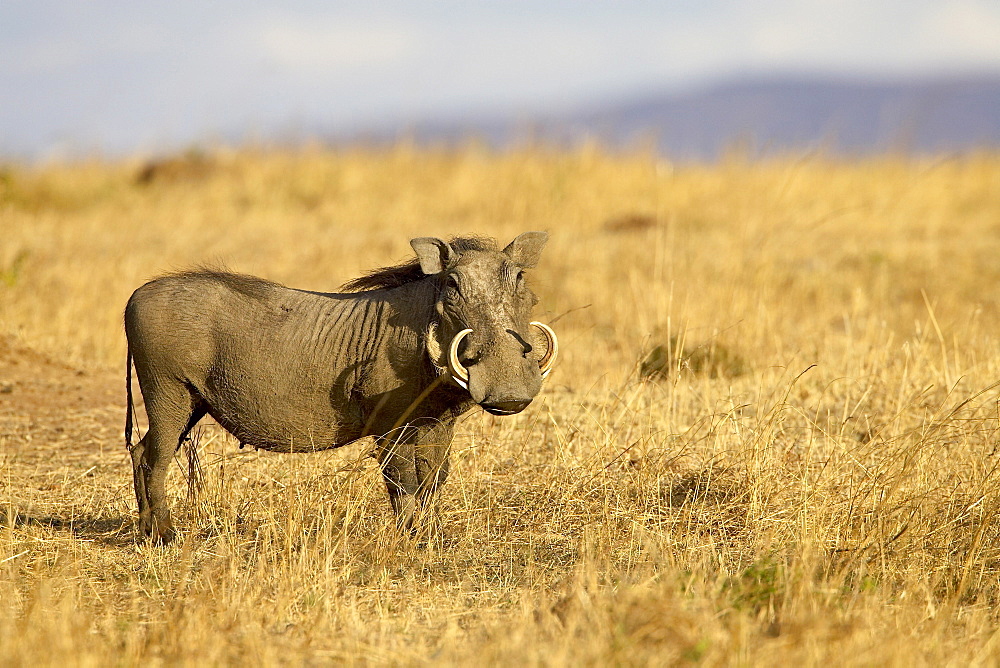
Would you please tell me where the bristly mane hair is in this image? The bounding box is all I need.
[340,236,498,292]
[161,267,279,301]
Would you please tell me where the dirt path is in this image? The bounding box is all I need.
[0,335,123,465]
[0,335,133,538]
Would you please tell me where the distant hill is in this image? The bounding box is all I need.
[385,74,1000,161]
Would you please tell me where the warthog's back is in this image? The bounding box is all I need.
[125,270,383,451]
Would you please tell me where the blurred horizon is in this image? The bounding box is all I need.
[3,1,1000,161]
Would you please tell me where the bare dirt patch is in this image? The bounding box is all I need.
[0,334,121,463]
[0,335,130,540]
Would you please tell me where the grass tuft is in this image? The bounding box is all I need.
[641,337,749,379]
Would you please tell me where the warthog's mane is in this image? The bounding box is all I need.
[340,236,498,292]
[167,268,278,300]
[158,237,497,296]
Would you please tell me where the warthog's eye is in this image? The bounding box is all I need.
[443,275,460,300]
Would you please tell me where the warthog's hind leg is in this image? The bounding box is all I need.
[133,387,207,545]
[130,438,151,534]
[134,421,178,544]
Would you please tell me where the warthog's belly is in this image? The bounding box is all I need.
[207,402,363,453]
[201,370,365,453]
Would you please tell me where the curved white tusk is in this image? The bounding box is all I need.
[447,328,473,390]
[531,321,558,379]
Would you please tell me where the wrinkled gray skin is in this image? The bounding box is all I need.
[125,232,550,543]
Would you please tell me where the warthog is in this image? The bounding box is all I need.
[125,232,558,543]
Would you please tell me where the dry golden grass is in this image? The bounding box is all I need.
[3,145,1000,664]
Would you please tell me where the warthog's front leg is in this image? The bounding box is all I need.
[376,419,454,534]
[377,435,419,530]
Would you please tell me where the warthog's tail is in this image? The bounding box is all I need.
[125,345,135,450]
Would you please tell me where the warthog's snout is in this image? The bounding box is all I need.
[445,323,558,393]
[481,398,532,416]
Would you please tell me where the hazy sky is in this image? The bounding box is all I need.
[3,0,1000,159]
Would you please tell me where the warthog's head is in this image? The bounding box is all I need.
[413,232,558,415]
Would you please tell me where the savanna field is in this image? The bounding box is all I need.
[3,145,1000,665]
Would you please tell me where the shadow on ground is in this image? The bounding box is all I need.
[1,510,134,547]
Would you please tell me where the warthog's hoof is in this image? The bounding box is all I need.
[138,511,176,545]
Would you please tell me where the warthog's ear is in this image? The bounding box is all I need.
[410,237,456,275]
[503,231,548,268]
